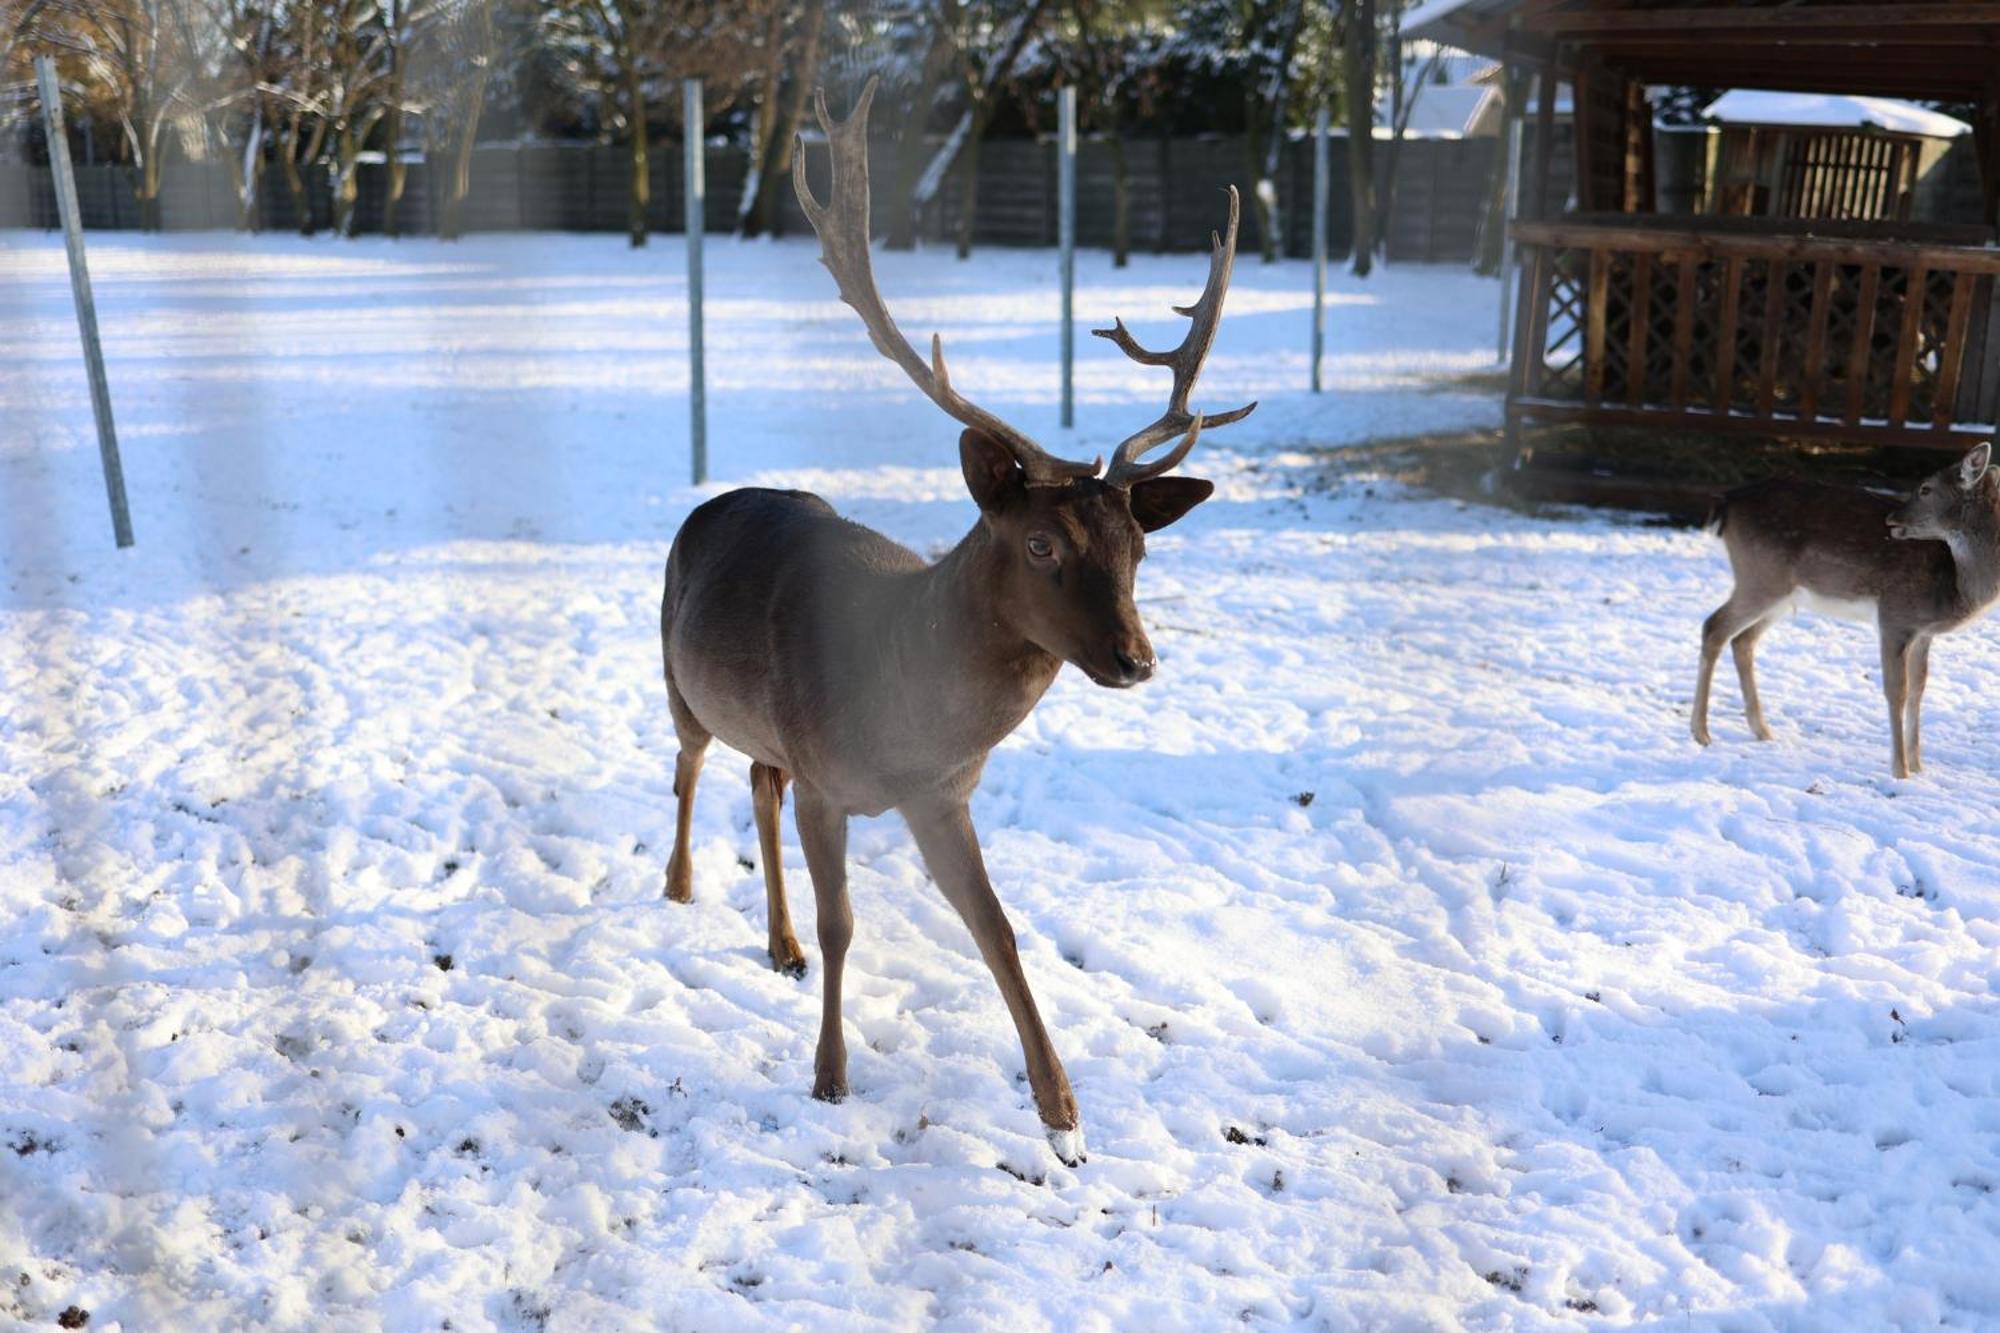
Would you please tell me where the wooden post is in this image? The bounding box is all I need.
[1498,77,1523,364]
[684,78,707,486]
[1312,105,1329,393]
[1531,64,1557,221]
[36,56,132,549]
[1058,84,1076,429]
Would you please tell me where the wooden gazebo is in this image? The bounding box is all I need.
[1410,0,2000,455]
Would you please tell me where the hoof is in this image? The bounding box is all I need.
[812,1079,848,1105]
[1691,727,1711,748]
[664,858,692,903]
[1045,1124,1087,1168]
[770,941,807,978]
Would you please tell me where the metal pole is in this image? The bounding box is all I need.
[1311,105,1329,394]
[684,78,707,486]
[1058,84,1076,430]
[1498,110,1523,365]
[35,56,132,549]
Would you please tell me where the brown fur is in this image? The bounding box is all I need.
[659,432,1211,1161]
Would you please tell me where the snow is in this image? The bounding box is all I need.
[3,231,2000,1330]
[1703,91,1973,140]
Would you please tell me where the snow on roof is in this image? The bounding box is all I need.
[1403,0,1513,56]
[1705,90,1972,138]
[1378,85,1496,139]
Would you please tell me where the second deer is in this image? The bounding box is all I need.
[1693,442,2000,777]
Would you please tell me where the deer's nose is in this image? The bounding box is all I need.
[1112,647,1155,684]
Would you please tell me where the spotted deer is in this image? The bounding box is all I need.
[1693,442,2000,777]
[657,79,1253,1163]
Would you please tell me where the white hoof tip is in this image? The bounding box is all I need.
[1046,1126,1086,1167]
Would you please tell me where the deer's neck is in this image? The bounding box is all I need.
[1945,500,2000,615]
[889,523,1061,754]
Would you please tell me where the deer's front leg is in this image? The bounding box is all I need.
[901,798,1083,1166]
[793,784,851,1102]
[1906,637,1932,773]
[1880,630,1915,779]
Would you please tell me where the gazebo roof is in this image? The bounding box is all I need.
[1405,0,2000,103]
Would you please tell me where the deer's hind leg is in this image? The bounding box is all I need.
[663,669,710,903]
[751,762,807,976]
[1731,612,1783,742]
[1695,588,1788,746]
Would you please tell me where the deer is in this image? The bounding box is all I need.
[656,78,1254,1165]
[1692,442,2000,778]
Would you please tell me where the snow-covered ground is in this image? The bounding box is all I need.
[2,232,1997,1331]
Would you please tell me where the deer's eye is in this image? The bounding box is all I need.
[1026,534,1055,561]
[1922,485,1934,496]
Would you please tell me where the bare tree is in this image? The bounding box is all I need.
[60,0,207,229]
[541,0,769,248]
[412,0,500,240]
[1372,12,1440,259]
[268,0,333,234]
[736,0,822,239]
[1059,0,1156,268]
[917,0,1051,261]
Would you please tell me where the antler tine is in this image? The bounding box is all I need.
[792,77,1100,487]
[1092,186,1258,488]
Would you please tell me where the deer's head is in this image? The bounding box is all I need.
[793,77,1255,689]
[960,430,1213,686]
[1888,443,1993,541]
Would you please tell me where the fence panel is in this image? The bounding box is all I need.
[4,133,1506,263]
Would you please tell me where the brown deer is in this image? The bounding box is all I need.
[1693,442,2000,778]
[657,79,1253,1164]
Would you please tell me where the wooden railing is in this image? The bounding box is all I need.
[1507,218,2000,448]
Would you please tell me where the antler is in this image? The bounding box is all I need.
[793,77,1100,487]
[1093,187,1258,488]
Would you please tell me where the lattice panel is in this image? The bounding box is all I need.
[1537,247,1978,428]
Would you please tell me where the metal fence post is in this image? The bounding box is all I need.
[1312,106,1329,395]
[684,78,707,486]
[35,56,132,548]
[1058,85,1076,430]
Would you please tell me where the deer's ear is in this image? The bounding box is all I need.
[960,429,1022,511]
[1961,442,1992,489]
[1128,476,1214,532]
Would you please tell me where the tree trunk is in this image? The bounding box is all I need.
[734,2,787,233]
[383,53,406,238]
[1109,121,1128,268]
[279,133,307,235]
[1246,0,1304,263]
[1374,24,1402,252]
[439,69,490,242]
[236,111,265,232]
[627,59,649,248]
[334,121,360,236]
[1256,103,1285,263]
[740,0,824,239]
[886,29,954,250]
[952,109,987,261]
[138,154,161,232]
[1344,0,1378,276]
[1474,67,1522,275]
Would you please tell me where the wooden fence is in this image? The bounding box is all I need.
[1508,216,2000,447]
[0,132,1508,263]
